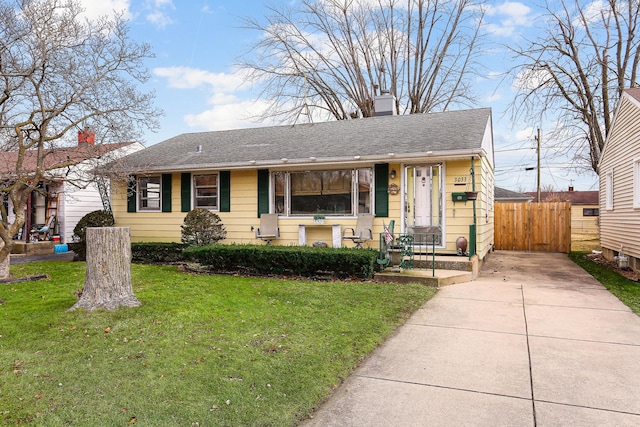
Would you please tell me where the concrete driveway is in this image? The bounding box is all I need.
[302,251,640,426]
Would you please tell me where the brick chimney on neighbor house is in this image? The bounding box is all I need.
[78,127,95,145]
[374,90,397,116]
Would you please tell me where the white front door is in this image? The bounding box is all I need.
[405,164,443,245]
[413,166,431,227]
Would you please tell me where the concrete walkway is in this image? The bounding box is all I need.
[302,251,640,426]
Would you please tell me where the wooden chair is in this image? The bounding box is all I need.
[342,213,374,248]
[255,213,279,245]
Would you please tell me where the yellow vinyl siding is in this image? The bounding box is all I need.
[112,158,494,256]
[444,157,494,257]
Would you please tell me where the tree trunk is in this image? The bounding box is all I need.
[0,246,9,280]
[69,227,140,311]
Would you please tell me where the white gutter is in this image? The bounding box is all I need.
[133,149,488,174]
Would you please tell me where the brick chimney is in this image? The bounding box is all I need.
[78,127,95,145]
[568,185,574,192]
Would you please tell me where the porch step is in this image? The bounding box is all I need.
[411,255,475,271]
[373,269,473,287]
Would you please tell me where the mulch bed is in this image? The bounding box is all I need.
[583,253,640,282]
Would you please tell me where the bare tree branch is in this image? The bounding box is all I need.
[238,0,485,123]
[509,0,640,173]
[0,0,162,277]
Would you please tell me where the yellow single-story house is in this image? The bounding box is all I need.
[112,102,495,260]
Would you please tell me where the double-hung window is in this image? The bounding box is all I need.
[193,174,218,209]
[138,176,161,211]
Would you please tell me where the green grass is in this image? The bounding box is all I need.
[569,252,640,315]
[1,261,435,426]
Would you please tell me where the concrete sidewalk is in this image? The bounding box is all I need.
[302,251,640,426]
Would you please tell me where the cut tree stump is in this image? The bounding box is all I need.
[69,227,140,311]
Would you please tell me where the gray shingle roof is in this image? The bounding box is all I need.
[495,187,533,201]
[123,108,491,172]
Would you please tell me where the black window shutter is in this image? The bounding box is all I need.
[257,169,270,217]
[161,174,172,212]
[374,164,389,217]
[127,176,137,213]
[181,173,191,212]
[220,171,231,212]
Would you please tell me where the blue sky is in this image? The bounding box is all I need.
[79,0,600,193]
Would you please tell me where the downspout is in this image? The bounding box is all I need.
[470,157,477,259]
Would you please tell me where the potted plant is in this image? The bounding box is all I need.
[465,191,478,200]
[313,214,325,224]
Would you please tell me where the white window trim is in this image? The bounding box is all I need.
[192,173,219,211]
[137,176,161,211]
[634,159,640,209]
[273,168,373,217]
[605,169,614,210]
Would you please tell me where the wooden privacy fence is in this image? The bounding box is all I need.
[494,202,571,253]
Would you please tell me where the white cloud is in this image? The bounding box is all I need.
[146,10,173,28]
[144,0,175,28]
[154,66,249,91]
[154,66,269,131]
[185,99,271,131]
[78,0,132,21]
[515,127,534,142]
[573,1,612,28]
[484,2,532,37]
[512,67,552,91]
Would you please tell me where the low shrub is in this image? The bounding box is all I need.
[184,244,377,279]
[131,242,186,263]
[181,208,226,246]
[68,210,114,261]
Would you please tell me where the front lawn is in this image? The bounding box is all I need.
[1,261,435,426]
[569,251,640,315]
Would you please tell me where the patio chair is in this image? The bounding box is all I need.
[255,213,279,245]
[342,213,374,248]
[30,215,56,242]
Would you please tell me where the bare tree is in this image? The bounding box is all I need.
[509,0,640,173]
[0,0,161,279]
[239,0,485,123]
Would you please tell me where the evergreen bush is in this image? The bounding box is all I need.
[181,208,226,247]
[68,210,115,260]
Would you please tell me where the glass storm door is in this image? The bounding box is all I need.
[405,165,443,245]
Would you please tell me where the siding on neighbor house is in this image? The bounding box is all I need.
[61,182,104,243]
[599,93,640,261]
[571,205,599,234]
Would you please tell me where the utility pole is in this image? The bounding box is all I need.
[535,128,541,202]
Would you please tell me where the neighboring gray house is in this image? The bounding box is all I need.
[598,87,640,271]
[495,187,533,203]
